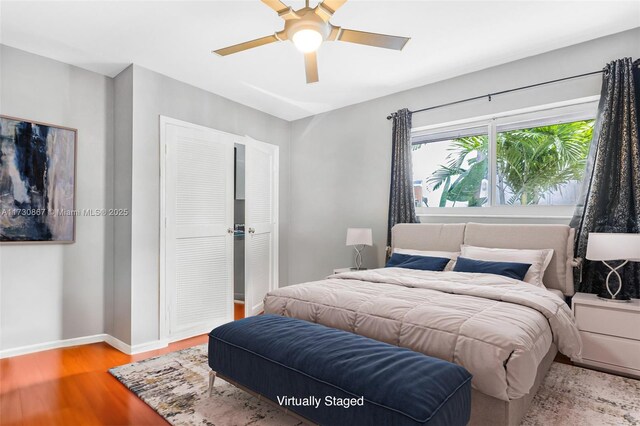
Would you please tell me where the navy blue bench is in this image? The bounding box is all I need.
[208,315,472,426]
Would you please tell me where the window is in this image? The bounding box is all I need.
[412,127,489,207]
[411,100,596,212]
[495,120,593,205]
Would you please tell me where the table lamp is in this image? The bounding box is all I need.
[586,232,640,302]
[346,228,373,270]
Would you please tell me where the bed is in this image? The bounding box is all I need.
[264,223,583,426]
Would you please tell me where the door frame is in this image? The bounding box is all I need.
[159,117,280,342]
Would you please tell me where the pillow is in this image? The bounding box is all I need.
[386,252,409,267]
[394,248,460,271]
[460,245,553,288]
[386,253,450,271]
[394,248,459,259]
[453,257,531,281]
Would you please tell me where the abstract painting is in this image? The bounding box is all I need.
[0,116,76,242]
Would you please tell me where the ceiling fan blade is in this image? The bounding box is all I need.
[315,0,347,21]
[319,0,347,14]
[304,52,319,84]
[338,29,410,50]
[261,0,289,14]
[262,0,299,20]
[213,35,280,56]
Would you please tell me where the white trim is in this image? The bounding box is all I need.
[130,339,169,354]
[166,323,221,344]
[159,115,168,343]
[104,334,168,355]
[418,213,572,220]
[417,205,576,217]
[0,334,107,359]
[488,120,496,206]
[0,334,170,359]
[103,334,131,354]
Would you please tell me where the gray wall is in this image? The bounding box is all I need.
[110,65,133,343]
[0,48,291,352]
[288,28,640,285]
[125,65,291,345]
[0,45,114,349]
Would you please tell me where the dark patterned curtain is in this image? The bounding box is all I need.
[570,58,640,298]
[386,108,418,251]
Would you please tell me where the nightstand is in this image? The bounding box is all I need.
[571,292,640,378]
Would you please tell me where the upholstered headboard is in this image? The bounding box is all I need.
[391,223,575,296]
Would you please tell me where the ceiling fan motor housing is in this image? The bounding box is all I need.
[284,7,331,42]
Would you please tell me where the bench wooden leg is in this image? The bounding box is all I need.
[208,370,217,396]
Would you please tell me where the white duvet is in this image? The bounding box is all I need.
[264,268,582,401]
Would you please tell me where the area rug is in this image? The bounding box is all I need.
[109,344,640,426]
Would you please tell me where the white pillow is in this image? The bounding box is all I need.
[460,245,554,288]
[394,248,460,271]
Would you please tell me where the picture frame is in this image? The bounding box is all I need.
[0,115,77,243]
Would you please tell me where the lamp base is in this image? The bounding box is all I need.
[597,291,631,303]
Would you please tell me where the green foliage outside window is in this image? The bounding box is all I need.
[419,120,594,206]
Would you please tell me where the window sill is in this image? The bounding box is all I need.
[415,205,576,220]
[416,212,573,219]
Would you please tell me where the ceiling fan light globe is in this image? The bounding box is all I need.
[292,29,323,53]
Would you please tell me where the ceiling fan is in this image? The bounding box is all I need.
[213,0,411,84]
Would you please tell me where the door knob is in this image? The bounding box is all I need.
[227,228,234,234]
[248,228,255,234]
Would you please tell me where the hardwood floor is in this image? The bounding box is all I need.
[234,302,245,320]
[1,334,211,426]
[1,305,246,426]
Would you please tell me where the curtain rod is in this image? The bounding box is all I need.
[386,69,605,120]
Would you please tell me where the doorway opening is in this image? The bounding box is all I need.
[234,143,245,320]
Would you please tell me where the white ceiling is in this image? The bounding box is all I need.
[1,1,638,121]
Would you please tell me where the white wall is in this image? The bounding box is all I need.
[123,65,291,346]
[0,45,114,350]
[288,28,640,285]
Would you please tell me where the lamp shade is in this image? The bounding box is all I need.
[346,228,373,246]
[586,233,640,261]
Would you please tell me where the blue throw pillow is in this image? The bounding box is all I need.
[386,253,412,267]
[386,253,450,271]
[453,257,531,281]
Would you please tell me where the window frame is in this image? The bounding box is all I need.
[411,96,599,218]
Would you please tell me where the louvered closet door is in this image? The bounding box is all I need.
[165,122,234,340]
[244,136,279,317]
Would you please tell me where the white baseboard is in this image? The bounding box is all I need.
[0,334,108,359]
[103,334,131,354]
[166,322,223,344]
[103,334,168,355]
[0,334,170,359]
[131,339,170,354]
